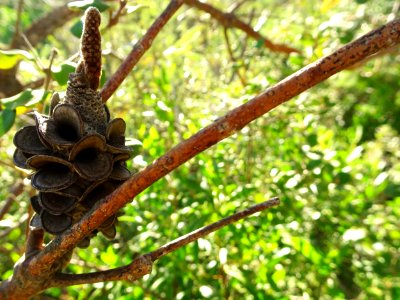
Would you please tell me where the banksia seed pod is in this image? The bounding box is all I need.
[13,7,132,248]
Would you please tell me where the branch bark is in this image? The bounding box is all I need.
[25,18,400,277]
[100,0,184,102]
[49,256,153,287]
[183,0,300,54]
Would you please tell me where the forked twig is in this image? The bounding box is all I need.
[183,0,300,54]
[100,0,184,102]
[146,197,280,261]
[49,198,280,287]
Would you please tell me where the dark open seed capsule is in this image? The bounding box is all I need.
[13,125,50,155]
[40,211,72,234]
[39,192,78,215]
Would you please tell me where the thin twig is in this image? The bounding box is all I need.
[223,28,247,86]
[49,256,152,287]
[0,216,28,239]
[48,197,280,287]
[183,0,300,54]
[23,17,400,278]
[107,0,127,28]
[228,0,249,13]
[0,180,24,221]
[147,197,280,261]
[20,33,45,70]
[100,0,184,102]
[43,48,58,91]
[11,0,25,47]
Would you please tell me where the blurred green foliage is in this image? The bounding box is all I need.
[0,0,399,299]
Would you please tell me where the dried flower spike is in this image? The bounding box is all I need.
[64,7,107,134]
[77,7,102,90]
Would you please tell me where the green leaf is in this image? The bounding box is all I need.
[51,62,76,85]
[100,246,119,266]
[2,89,50,111]
[0,49,34,70]
[1,90,34,110]
[0,109,16,136]
[271,268,286,284]
[70,20,84,38]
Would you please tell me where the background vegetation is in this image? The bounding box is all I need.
[0,0,399,299]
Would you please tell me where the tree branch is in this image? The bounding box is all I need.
[100,0,184,102]
[107,0,128,28]
[0,180,24,221]
[183,0,300,54]
[25,18,400,278]
[147,197,280,261]
[47,197,279,287]
[49,256,152,287]
[10,0,24,47]
[223,28,247,86]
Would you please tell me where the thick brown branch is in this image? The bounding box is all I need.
[25,229,45,257]
[147,197,280,261]
[25,19,400,278]
[100,0,184,102]
[183,0,300,54]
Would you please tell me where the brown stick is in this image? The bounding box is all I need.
[24,19,400,278]
[107,0,128,28]
[223,28,247,86]
[49,256,152,287]
[48,197,279,287]
[100,0,184,102]
[183,0,300,54]
[0,180,24,221]
[147,197,280,261]
[10,0,24,47]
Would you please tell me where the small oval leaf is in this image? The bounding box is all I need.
[0,109,16,136]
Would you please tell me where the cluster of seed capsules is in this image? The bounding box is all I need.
[13,90,131,247]
[12,7,131,248]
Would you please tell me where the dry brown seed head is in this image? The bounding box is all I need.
[79,7,102,90]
